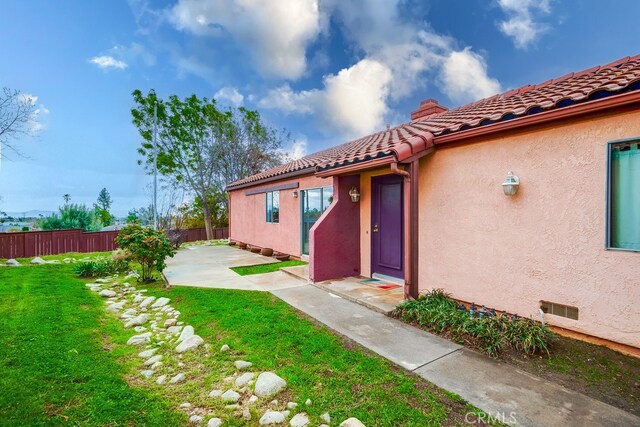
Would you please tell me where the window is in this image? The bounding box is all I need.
[301,186,333,255]
[266,191,279,223]
[607,140,640,250]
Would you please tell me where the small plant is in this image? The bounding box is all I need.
[392,289,551,356]
[73,259,129,277]
[115,223,175,282]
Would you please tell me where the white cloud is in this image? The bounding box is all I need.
[259,1,501,137]
[440,48,502,103]
[497,0,552,49]
[17,94,49,133]
[89,55,128,70]
[260,59,392,138]
[169,0,323,79]
[280,138,308,161]
[214,87,244,106]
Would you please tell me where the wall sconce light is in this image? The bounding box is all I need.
[292,190,298,198]
[502,171,520,196]
[348,186,360,202]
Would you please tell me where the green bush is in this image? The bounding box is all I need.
[39,203,102,231]
[73,259,129,277]
[392,289,551,356]
[114,223,175,282]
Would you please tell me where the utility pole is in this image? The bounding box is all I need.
[153,94,158,230]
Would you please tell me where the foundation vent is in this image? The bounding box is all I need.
[540,301,579,320]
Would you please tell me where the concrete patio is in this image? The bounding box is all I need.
[164,244,639,427]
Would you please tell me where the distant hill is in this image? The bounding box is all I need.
[3,210,55,218]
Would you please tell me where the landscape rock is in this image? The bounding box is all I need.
[339,418,366,427]
[106,302,125,313]
[248,395,259,404]
[164,318,177,328]
[133,294,145,303]
[320,413,331,424]
[156,375,167,385]
[286,402,297,409]
[259,411,286,425]
[234,360,252,370]
[305,398,312,406]
[208,389,223,398]
[254,372,287,398]
[138,348,158,358]
[127,332,152,346]
[30,257,46,265]
[121,308,137,318]
[167,325,182,335]
[189,415,204,424]
[175,335,204,353]
[6,259,19,266]
[289,413,310,427]
[151,297,170,308]
[235,372,255,387]
[139,296,156,308]
[177,325,194,342]
[169,373,186,384]
[207,418,222,427]
[141,370,154,378]
[243,407,252,420]
[150,361,162,370]
[180,402,192,408]
[220,389,240,403]
[220,344,230,352]
[99,289,117,298]
[144,355,162,366]
[125,314,150,329]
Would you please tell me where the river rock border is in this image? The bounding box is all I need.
[86,273,365,426]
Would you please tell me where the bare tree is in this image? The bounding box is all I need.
[0,88,37,157]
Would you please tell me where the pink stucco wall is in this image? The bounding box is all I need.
[310,174,361,282]
[419,110,640,348]
[229,174,332,257]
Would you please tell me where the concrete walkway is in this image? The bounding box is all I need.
[165,245,639,427]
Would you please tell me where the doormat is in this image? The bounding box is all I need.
[376,284,401,290]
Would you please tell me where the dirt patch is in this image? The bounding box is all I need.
[499,335,640,416]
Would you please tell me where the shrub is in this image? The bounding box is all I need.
[39,203,102,231]
[73,259,129,277]
[115,223,175,282]
[392,289,551,356]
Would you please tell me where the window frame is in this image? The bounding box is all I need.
[265,190,280,223]
[605,137,640,252]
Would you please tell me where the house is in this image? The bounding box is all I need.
[226,54,640,350]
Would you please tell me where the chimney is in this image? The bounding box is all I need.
[411,98,448,121]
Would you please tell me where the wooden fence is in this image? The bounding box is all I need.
[0,227,228,259]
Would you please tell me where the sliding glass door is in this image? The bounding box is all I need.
[301,186,333,255]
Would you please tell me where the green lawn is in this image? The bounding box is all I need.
[0,259,488,426]
[230,260,307,276]
[0,264,185,426]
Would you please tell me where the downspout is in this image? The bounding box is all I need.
[390,162,416,299]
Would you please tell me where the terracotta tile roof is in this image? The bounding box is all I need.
[227,54,640,189]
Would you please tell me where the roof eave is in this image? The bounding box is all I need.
[434,90,640,146]
[225,166,317,192]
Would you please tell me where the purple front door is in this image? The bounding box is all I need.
[371,174,404,279]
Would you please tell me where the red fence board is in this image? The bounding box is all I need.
[0,227,228,259]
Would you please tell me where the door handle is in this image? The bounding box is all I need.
[373,224,379,233]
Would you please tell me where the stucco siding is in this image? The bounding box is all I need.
[229,175,332,257]
[418,109,640,348]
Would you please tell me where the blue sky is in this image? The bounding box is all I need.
[1,0,639,216]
